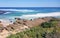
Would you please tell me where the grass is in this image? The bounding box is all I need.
[7,20,60,38]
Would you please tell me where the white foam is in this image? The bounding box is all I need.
[0,12,60,26]
[20,12,60,19]
[6,12,60,20]
[0,9,36,13]
[4,12,11,14]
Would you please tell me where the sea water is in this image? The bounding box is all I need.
[0,7,60,21]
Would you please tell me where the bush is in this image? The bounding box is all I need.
[7,20,59,38]
[41,22,53,28]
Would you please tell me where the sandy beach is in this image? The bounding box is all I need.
[0,19,13,27]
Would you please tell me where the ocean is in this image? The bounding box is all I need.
[0,7,60,21]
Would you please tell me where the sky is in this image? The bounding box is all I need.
[0,0,60,7]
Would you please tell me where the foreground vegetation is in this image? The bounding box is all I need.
[7,19,60,38]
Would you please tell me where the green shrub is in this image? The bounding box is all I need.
[7,20,59,38]
[41,22,53,28]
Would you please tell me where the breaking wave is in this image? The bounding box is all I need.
[0,9,60,20]
[4,12,60,20]
[20,12,60,19]
[0,9,37,12]
[4,12,12,14]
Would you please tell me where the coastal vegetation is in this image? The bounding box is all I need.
[7,18,60,38]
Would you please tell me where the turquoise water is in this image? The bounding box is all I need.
[0,7,60,20]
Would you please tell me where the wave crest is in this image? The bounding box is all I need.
[0,9,36,12]
[20,12,60,19]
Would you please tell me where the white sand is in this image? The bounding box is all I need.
[0,19,13,27]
